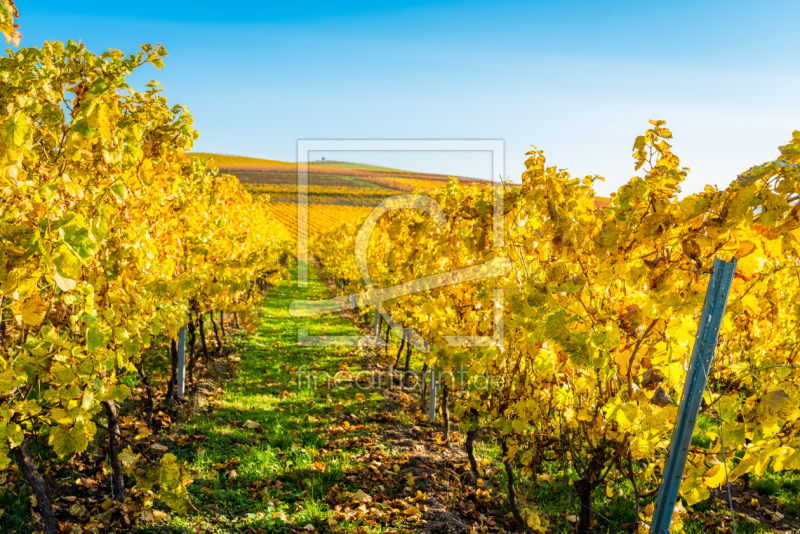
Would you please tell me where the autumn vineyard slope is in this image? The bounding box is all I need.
[4,7,800,534]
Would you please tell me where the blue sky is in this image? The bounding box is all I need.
[16,1,800,194]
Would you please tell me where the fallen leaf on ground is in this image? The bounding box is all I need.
[152,510,170,522]
[351,489,372,504]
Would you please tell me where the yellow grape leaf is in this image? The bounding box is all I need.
[665,317,695,346]
[679,478,709,506]
[108,384,131,402]
[119,447,137,473]
[154,453,190,514]
[772,448,791,472]
[701,464,727,488]
[21,293,47,326]
[630,434,657,459]
[730,453,756,480]
[64,180,84,199]
[763,390,790,415]
[4,112,29,147]
[754,449,782,477]
[734,241,757,258]
[577,196,595,212]
[740,293,759,315]
[763,237,782,258]
[49,421,96,457]
[53,271,76,292]
[10,300,22,326]
[86,327,110,352]
[736,251,766,279]
[602,398,638,432]
[53,244,82,280]
[527,510,544,530]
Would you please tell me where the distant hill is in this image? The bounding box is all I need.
[190,152,491,193]
[191,153,609,208]
[307,160,406,173]
[191,153,295,169]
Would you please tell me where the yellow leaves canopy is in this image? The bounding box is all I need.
[314,119,800,504]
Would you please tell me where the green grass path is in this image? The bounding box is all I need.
[158,262,383,533]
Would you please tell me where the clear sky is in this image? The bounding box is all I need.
[15,0,800,194]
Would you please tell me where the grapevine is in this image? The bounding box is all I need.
[314,122,800,532]
[0,40,291,532]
